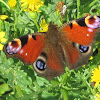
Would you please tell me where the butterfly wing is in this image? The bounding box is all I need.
[3,33,46,65]
[3,29,65,80]
[32,24,65,80]
[33,44,65,80]
[60,15,100,45]
[59,15,100,69]
[60,40,93,69]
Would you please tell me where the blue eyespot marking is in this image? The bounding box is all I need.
[36,59,46,70]
[79,45,89,53]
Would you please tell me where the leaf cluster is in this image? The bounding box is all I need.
[0,0,100,100]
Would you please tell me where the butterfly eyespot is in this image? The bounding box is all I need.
[6,41,21,55]
[73,42,91,54]
[33,52,47,73]
[79,45,89,53]
[36,59,46,70]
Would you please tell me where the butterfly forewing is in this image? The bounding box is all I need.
[3,33,46,65]
[60,15,100,45]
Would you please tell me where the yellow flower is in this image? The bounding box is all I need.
[39,19,49,32]
[91,65,100,87]
[82,65,85,67]
[95,94,100,100]
[8,0,17,7]
[0,15,8,20]
[0,31,7,50]
[20,0,44,12]
[89,56,93,60]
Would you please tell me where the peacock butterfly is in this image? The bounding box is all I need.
[3,15,100,80]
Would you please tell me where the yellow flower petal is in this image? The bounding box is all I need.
[0,38,7,42]
[0,43,4,50]
[98,89,100,92]
[82,65,85,67]
[89,56,93,60]
[8,0,17,7]
[20,0,26,2]
[0,15,8,20]
[20,0,44,12]
[21,2,28,7]
[39,19,49,32]
[95,94,100,100]
[95,82,99,87]
[91,65,100,87]
[0,31,5,38]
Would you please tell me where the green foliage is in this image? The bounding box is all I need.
[0,0,100,100]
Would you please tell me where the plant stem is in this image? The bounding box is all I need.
[0,0,10,10]
[29,12,40,31]
[62,88,68,100]
[77,0,80,18]
[61,73,69,100]
[33,19,40,31]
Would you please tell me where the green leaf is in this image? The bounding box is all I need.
[0,83,10,96]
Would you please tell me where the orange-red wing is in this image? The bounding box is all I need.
[61,15,100,45]
[33,44,65,80]
[3,34,46,65]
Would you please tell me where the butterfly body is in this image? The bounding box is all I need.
[3,15,100,80]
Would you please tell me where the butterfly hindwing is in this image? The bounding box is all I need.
[60,40,93,69]
[32,24,65,80]
[33,44,65,80]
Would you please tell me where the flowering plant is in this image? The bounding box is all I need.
[0,0,100,100]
